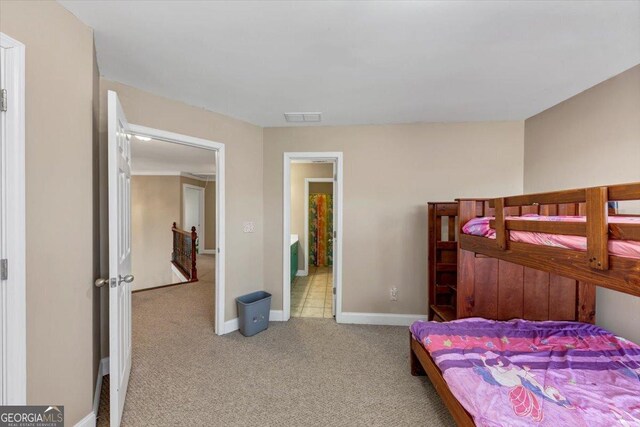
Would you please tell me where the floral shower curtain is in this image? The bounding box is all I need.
[309,193,333,267]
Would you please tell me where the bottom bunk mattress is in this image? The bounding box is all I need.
[410,318,640,426]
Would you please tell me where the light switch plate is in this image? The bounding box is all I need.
[243,221,255,233]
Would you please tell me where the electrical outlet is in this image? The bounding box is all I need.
[243,221,255,233]
[390,287,398,301]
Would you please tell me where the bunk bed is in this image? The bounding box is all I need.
[412,182,640,426]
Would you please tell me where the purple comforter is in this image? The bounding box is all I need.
[411,318,640,426]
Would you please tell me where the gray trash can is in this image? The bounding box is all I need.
[236,291,272,337]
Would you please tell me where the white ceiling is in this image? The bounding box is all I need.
[60,1,640,127]
[131,137,216,175]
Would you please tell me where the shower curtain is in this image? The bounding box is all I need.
[309,193,333,267]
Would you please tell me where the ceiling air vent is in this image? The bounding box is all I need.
[284,112,322,123]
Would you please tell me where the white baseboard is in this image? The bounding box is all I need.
[92,357,109,419]
[170,263,188,282]
[339,312,427,326]
[74,411,96,427]
[296,270,307,277]
[223,310,285,334]
[223,317,239,334]
[269,310,284,321]
[226,311,423,332]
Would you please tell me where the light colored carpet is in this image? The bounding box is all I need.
[98,255,453,426]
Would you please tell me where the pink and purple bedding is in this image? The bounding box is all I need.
[411,318,640,426]
[462,214,640,259]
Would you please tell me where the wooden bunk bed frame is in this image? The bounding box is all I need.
[412,182,640,426]
[459,182,640,297]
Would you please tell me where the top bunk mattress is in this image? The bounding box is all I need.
[462,214,640,259]
[410,317,640,426]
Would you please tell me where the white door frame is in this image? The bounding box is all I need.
[283,152,343,322]
[128,124,226,335]
[182,183,205,247]
[303,178,334,276]
[0,32,26,405]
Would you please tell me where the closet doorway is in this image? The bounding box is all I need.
[283,153,343,322]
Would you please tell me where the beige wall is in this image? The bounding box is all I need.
[264,122,525,314]
[309,182,334,195]
[131,176,181,291]
[204,182,216,251]
[99,79,264,333]
[524,64,640,342]
[0,1,97,424]
[290,163,334,269]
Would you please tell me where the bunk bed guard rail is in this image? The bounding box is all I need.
[488,183,640,271]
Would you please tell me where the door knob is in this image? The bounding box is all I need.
[95,274,134,288]
[95,278,110,288]
[119,274,134,285]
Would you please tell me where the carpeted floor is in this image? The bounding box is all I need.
[98,254,453,426]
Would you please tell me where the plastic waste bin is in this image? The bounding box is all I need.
[236,291,272,336]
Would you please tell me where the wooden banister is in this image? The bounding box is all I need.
[190,226,198,281]
[171,222,198,282]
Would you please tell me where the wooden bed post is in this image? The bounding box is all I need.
[457,200,477,234]
[577,282,596,324]
[427,204,435,320]
[457,200,479,319]
[586,187,609,270]
[494,197,507,250]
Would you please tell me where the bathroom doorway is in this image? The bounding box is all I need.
[288,175,335,318]
[283,153,343,322]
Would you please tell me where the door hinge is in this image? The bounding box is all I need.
[1,259,7,280]
[1,89,7,112]
[333,230,336,238]
[333,287,336,295]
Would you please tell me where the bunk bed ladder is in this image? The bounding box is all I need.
[428,202,459,322]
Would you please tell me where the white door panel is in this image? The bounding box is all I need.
[332,164,337,317]
[108,90,133,427]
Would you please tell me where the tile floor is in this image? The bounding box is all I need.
[291,265,333,318]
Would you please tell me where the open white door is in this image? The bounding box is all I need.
[107,90,133,427]
[331,163,337,317]
[0,33,26,405]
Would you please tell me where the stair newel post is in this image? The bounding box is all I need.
[191,226,198,281]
